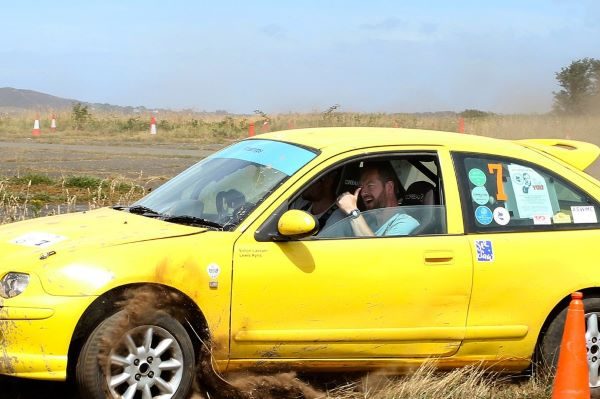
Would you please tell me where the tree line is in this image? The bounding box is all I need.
[554,58,600,115]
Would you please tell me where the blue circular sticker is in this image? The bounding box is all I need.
[475,206,493,225]
[471,186,490,205]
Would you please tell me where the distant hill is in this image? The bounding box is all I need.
[0,87,161,114]
[0,87,239,116]
[0,87,78,110]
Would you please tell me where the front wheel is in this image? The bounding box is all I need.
[539,296,600,395]
[76,310,195,399]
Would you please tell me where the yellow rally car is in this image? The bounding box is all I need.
[1,127,600,398]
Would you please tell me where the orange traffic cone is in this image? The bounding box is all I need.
[150,116,157,135]
[32,117,41,137]
[248,122,255,137]
[552,292,590,399]
[458,117,465,133]
[50,114,57,132]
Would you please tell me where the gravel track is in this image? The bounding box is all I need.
[0,140,226,181]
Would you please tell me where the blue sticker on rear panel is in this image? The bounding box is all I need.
[475,206,493,225]
[475,240,494,262]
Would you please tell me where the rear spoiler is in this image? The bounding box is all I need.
[517,139,600,171]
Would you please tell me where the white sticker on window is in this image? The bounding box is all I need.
[571,206,598,224]
[533,215,552,225]
[493,207,510,225]
[11,232,67,248]
[507,164,553,218]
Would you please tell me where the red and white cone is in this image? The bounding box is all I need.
[50,115,57,132]
[150,116,157,135]
[32,117,41,137]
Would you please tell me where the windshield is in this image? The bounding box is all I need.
[133,139,317,229]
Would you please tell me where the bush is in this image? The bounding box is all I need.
[10,174,55,185]
[460,109,494,118]
[64,175,102,188]
[71,102,93,130]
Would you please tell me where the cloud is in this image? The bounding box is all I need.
[259,24,286,39]
[359,17,403,31]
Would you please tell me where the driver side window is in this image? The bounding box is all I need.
[288,153,446,239]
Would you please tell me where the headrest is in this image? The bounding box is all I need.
[403,181,437,206]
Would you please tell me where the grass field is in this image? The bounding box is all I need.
[0,173,147,224]
[2,110,600,145]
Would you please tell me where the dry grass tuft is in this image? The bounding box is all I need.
[0,174,147,224]
[323,363,551,399]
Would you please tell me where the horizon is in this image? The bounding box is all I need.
[2,1,598,114]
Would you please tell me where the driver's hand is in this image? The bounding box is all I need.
[336,188,361,214]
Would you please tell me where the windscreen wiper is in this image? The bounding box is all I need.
[126,205,163,217]
[162,215,224,230]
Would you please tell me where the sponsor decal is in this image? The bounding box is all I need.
[475,240,494,262]
[468,168,487,186]
[475,206,493,225]
[207,263,221,289]
[571,206,598,224]
[471,186,490,205]
[532,215,552,225]
[11,232,67,248]
[493,207,510,225]
[207,263,221,279]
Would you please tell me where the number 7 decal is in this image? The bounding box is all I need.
[487,163,508,201]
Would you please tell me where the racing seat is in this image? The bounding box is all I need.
[402,181,442,234]
[336,162,365,210]
[403,181,438,206]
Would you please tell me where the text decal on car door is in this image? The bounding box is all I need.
[475,240,494,262]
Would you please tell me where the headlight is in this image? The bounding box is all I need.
[0,272,30,299]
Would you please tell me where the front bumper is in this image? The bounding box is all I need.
[0,276,95,381]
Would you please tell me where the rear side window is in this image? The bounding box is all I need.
[453,153,600,232]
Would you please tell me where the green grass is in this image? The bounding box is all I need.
[63,175,102,188]
[10,173,55,185]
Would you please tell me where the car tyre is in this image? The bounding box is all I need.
[539,295,600,398]
[76,310,195,399]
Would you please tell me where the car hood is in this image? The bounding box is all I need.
[0,207,206,265]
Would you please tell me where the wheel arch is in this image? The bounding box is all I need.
[66,283,210,381]
[533,286,600,362]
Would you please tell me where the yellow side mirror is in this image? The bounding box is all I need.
[277,210,318,238]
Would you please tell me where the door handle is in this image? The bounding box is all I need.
[424,250,454,265]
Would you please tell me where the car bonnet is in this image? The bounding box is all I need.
[0,207,206,266]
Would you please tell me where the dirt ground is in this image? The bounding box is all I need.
[0,139,226,183]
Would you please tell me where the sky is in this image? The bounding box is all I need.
[1,1,598,114]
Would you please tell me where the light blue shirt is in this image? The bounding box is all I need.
[375,213,420,236]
